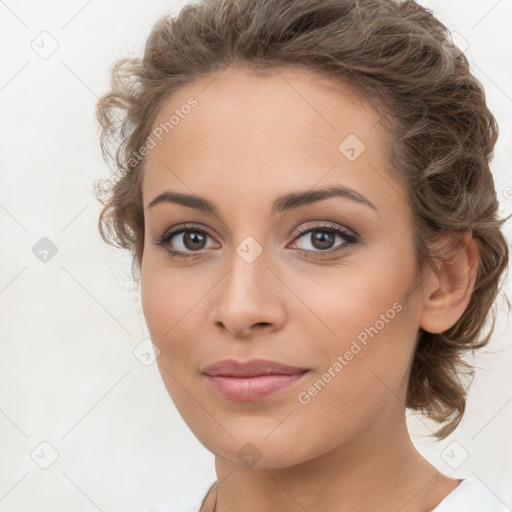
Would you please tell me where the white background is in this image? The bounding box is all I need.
[1,1,511,511]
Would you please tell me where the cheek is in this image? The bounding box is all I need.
[296,264,411,355]
[307,251,419,397]
[140,270,196,407]
[328,242,417,339]
[140,264,186,367]
[292,302,416,458]
[140,266,167,340]
[141,253,189,338]
[140,264,209,378]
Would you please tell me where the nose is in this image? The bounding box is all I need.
[212,248,286,339]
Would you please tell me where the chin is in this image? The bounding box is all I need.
[192,423,314,470]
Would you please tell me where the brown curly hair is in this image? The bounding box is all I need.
[94,0,511,439]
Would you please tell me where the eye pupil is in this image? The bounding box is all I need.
[311,230,335,249]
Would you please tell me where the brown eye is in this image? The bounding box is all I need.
[180,230,208,251]
[154,225,217,259]
[289,223,358,257]
[308,229,336,250]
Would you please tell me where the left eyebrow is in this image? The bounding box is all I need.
[147,184,378,214]
[272,184,378,213]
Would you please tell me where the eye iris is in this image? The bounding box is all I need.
[184,231,206,250]
[311,229,335,250]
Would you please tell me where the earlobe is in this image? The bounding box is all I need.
[419,231,479,334]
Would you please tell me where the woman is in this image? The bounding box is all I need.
[94,0,511,510]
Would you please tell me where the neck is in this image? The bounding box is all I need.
[207,403,456,512]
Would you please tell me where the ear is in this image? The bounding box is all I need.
[419,231,479,334]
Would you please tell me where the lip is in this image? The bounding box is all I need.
[202,358,309,377]
[202,358,310,401]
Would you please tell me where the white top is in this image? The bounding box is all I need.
[144,478,510,512]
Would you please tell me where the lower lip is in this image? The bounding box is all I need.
[204,372,309,401]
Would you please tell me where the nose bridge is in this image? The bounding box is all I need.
[223,243,273,310]
[213,239,284,335]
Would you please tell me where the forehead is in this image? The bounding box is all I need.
[141,65,401,217]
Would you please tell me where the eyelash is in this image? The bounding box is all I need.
[153,222,359,260]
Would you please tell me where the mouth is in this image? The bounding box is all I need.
[201,358,310,401]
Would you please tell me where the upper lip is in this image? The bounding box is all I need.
[202,358,309,377]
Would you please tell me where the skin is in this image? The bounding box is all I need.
[140,66,479,512]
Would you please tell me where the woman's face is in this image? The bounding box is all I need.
[140,66,428,468]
